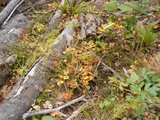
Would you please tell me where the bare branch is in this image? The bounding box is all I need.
[23,95,86,119]
[89,48,122,80]
[93,51,108,78]
[101,62,122,80]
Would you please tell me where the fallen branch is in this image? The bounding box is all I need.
[89,48,122,80]
[2,0,24,27]
[23,95,86,119]
[93,51,108,78]
[48,0,65,28]
[80,15,86,39]
[0,0,23,26]
[0,53,17,86]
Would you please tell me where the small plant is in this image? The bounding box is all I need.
[59,0,89,15]
[137,23,157,47]
[52,40,98,98]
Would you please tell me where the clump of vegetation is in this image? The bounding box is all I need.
[59,0,89,15]
[51,41,98,98]
[109,68,160,118]
[136,23,157,47]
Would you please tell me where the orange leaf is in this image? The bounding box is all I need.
[61,91,73,100]
[52,61,59,67]
[47,4,53,7]
[67,79,78,88]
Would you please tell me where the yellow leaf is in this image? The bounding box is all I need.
[81,75,89,80]
[134,60,140,64]
[82,89,87,94]
[16,69,23,74]
[82,41,87,45]
[33,23,45,32]
[102,22,115,29]
[63,51,66,54]
[75,49,83,54]
[63,70,69,75]
[98,27,105,32]
[153,24,160,29]
[63,75,69,80]
[57,80,64,86]
[130,65,136,69]
[51,112,62,117]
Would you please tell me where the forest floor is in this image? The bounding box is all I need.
[0,0,160,120]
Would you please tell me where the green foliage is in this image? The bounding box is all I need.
[104,2,117,11]
[59,0,89,15]
[104,0,148,14]
[100,68,160,118]
[99,97,116,109]
[42,116,55,120]
[136,23,157,47]
[99,100,111,109]
[118,4,132,12]
[127,68,160,96]
[122,16,137,31]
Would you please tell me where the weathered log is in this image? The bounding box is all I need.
[0,13,29,86]
[0,13,30,44]
[0,0,24,26]
[0,19,77,120]
[49,0,65,28]
[0,49,17,86]
[80,13,102,39]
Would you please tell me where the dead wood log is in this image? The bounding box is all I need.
[0,19,77,120]
[80,13,102,39]
[0,13,29,86]
[0,0,24,26]
[49,0,65,28]
[0,51,17,86]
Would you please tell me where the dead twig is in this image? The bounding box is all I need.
[66,103,89,120]
[148,99,160,109]
[89,48,122,80]
[123,67,130,78]
[23,95,86,119]
[93,51,108,78]
[101,62,122,80]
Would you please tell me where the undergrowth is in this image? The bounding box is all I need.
[5,0,159,119]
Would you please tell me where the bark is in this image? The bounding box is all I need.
[0,19,77,120]
[0,51,17,87]
[49,0,65,28]
[80,13,101,39]
[0,0,23,26]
